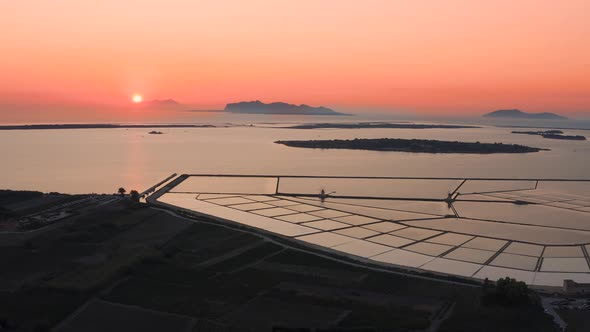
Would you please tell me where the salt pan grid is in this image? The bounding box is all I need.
[157,176,590,287]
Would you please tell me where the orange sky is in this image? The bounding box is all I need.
[1,0,589,120]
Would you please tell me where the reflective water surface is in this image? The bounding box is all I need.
[154,175,590,287]
[1,121,589,193]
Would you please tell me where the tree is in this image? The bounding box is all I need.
[484,277,529,306]
[497,277,529,304]
[118,187,126,197]
[130,190,140,202]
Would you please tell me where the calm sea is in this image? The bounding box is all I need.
[1,114,589,194]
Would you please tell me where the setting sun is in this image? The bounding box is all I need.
[1,2,590,328]
[132,94,143,103]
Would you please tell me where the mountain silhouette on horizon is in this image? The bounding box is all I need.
[141,99,182,109]
[224,100,347,115]
[483,109,567,120]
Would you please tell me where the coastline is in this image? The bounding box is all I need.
[0,124,216,130]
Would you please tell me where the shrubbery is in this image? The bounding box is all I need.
[483,277,530,306]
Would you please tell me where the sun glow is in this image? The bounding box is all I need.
[132,94,143,103]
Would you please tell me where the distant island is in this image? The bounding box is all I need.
[225,100,347,115]
[542,134,586,140]
[513,130,564,135]
[512,130,586,141]
[287,122,479,129]
[483,109,567,120]
[140,99,183,110]
[275,138,544,154]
